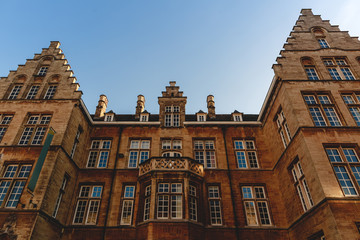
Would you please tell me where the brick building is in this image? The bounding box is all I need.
[0,9,359,240]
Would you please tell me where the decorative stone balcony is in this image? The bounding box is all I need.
[139,157,204,177]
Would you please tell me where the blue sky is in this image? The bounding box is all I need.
[1,0,360,114]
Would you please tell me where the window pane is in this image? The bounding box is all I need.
[162,140,171,149]
[121,200,133,225]
[349,107,360,126]
[92,186,102,197]
[73,200,87,223]
[305,68,319,80]
[209,200,222,225]
[341,68,355,80]
[242,187,253,199]
[157,195,169,218]
[247,152,258,168]
[91,140,100,149]
[342,95,355,104]
[31,127,47,144]
[86,200,100,224]
[333,166,357,196]
[128,151,138,168]
[141,140,150,149]
[350,166,360,186]
[327,68,341,80]
[309,107,326,126]
[244,201,258,225]
[124,186,135,198]
[17,165,31,178]
[257,201,271,225]
[171,195,182,218]
[326,149,343,162]
[0,181,11,206]
[206,151,216,168]
[171,183,182,193]
[304,95,316,105]
[87,151,98,168]
[80,186,91,197]
[236,152,247,168]
[254,187,265,198]
[6,181,25,208]
[130,140,140,149]
[323,107,341,126]
[343,149,359,162]
[158,183,169,193]
[102,140,111,149]
[234,140,244,150]
[4,165,18,178]
[97,151,109,167]
[318,95,331,104]
[208,186,219,198]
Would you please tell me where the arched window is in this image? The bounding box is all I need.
[162,152,181,157]
[312,27,329,48]
[301,57,319,80]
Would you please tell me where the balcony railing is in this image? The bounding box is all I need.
[139,157,204,177]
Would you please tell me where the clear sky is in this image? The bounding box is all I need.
[1,0,360,115]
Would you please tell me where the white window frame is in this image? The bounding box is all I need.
[128,140,150,168]
[86,140,111,168]
[120,185,135,225]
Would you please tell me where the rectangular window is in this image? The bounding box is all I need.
[322,57,355,80]
[18,114,52,145]
[234,140,259,168]
[0,114,13,143]
[317,38,329,48]
[161,139,182,156]
[342,93,360,126]
[325,146,359,196]
[157,183,182,219]
[242,186,271,226]
[140,114,148,122]
[0,164,32,208]
[73,185,102,224]
[52,175,69,218]
[86,140,111,168]
[208,186,222,225]
[144,185,151,221]
[304,67,319,80]
[37,66,48,76]
[26,85,40,100]
[303,93,341,126]
[164,105,181,127]
[275,109,292,147]
[120,185,135,225]
[44,85,57,99]
[8,85,22,100]
[128,139,150,168]
[291,160,314,212]
[70,128,81,158]
[194,140,216,168]
[189,185,197,221]
[197,114,206,122]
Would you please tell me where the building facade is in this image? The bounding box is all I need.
[0,9,359,240]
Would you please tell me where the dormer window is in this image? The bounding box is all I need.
[197,114,206,122]
[317,38,329,48]
[233,115,242,121]
[104,114,114,122]
[38,66,49,76]
[140,114,149,122]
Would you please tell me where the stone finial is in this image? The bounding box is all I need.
[207,95,215,119]
[95,94,108,118]
[169,81,176,86]
[135,95,145,119]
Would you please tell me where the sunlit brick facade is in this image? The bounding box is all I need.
[0,9,359,240]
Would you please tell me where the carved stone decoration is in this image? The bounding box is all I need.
[0,214,18,240]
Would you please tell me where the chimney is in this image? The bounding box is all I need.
[95,94,108,118]
[135,95,145,119]
[207,95,216,119]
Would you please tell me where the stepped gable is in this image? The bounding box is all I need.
[0,41,82,100]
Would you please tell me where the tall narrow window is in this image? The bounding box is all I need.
[70,128,81,158]
[302,58,319,80]
[290,160,314,212]
[325,146,360,196]
[342,93,360,126]
[26,85,40,99]
[194,140,216,168]
[189,185,198,221]
[164,105,180,127]
[86,140,111,168]
[303,93,341,126]
[37,66,48,76]
[317,38,329,48]
[143,185,151,221]
[128,140,150,168]
[52,175,69,218]
[73,185,102,224]
[234,140,259,168]
[323,57,355,80]
[242,186,271,226]
[120,185,135,225]
[157,183,182,219]
[275,109,291,147]
[8,85,22,100]
[0,114,13,143]
[208,185,222,225]
[18,114,52,145]
[44,85,57,99]
[0,164,32,208]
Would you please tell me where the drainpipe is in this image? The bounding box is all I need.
[102,127,123,239]
[222,127,240,240]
